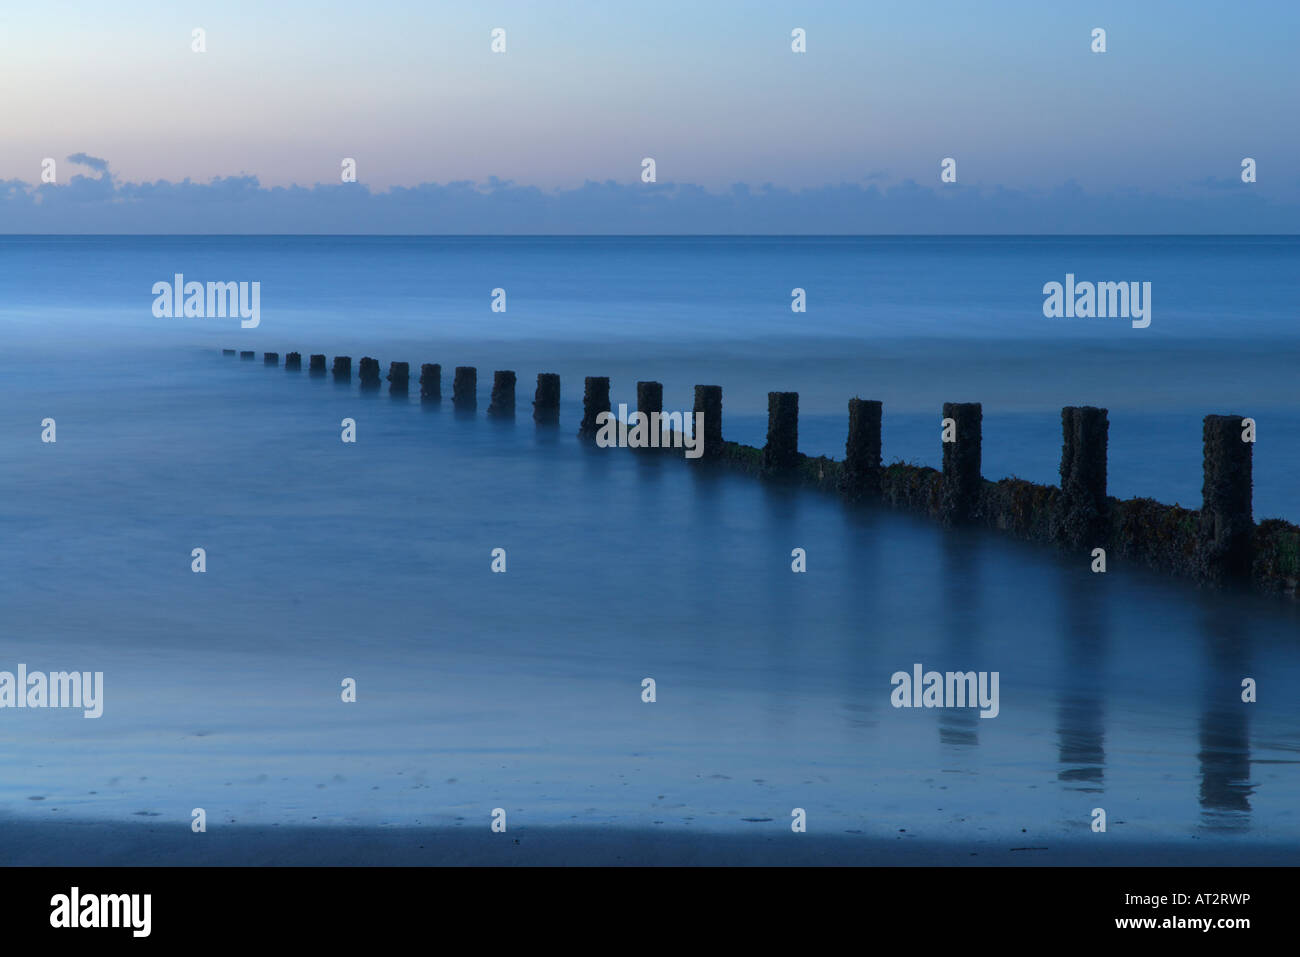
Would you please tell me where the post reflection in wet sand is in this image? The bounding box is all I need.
[1196,591,1254,833]
[1055,562,1109,793]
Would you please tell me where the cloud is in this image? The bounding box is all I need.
[66,153,112,176]
[1,164,1297,234]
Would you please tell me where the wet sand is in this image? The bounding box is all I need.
[3,818,1296,866]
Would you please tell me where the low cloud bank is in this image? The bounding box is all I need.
[2,163,1295,233]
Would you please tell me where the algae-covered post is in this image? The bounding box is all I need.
[488,370,516,417]
[285,352,302,370]
[1199,414,1254,583]
[763,392,800,472]
[1057,406,1109,548]
[843,398,883,497]
[693,385,723,459]
[534,373,560,424]
[579,376,611,439]
[420,363,441,401]
[309,354,326,374]
[453,366,477,408]
[387,361,410,394]
[940,401,982,525]
[332,356,351,380]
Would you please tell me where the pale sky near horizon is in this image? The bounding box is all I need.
[2,0,1298,199]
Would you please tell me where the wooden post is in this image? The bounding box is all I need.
[843,398,883,497]
[940,402,982,525]
[1057,406,1108,547]
[1199,414,1254,583]
[453,366,477,408]
[534,373,560,423]
[387,361,410,394]
[488,370,516,417]
[359,356,381,389]
[579,377,611,438]
[763,392,799,472]
[693,385,723,459]
[419,363,441,401]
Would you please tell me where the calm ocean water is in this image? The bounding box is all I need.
[1,236,1297,858]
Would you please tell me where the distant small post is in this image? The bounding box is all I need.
[240,351,255,360]
[579,377,611,439]
[309,354,326,374]
[332,356,351,380]
[533,373,560,424]
[285,352,302,370]
[264,352,279,366]
[420,363,441,401]
[453,366,477,408]
[387,361,410,394]
[1199,414,1254,583]
[222,348,235,356]
[359,356,381,390]
[763,392,799,472]
[488,370,516,417]
[940,402,982,525]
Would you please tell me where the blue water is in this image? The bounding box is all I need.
[1,236,1298,860]
[4,236,1299,517]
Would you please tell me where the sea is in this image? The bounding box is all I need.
[1,235,1297,860]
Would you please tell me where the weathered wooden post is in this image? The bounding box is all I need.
[387,361,410,394]
[332,356,351,380]
[309,354,326,374]
[420,363,441,401]
[359,356,381,390]
[1199,414,1254,583]
[453,366,477,408]
[240,351,255,360]
[842,398,883,497]
[637,381,663,418]
[534,373,560,423]
[488,370,516,417]
[222,348,236,356]
[579,376,611,439]
[637,381,663,450]
[264,352,279,366]
[285,352,302,370]
[940,402,982,525]
[693,385,723,459]
[1057,406,1109,547]
[763,392,799,472]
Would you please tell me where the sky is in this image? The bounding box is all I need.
[1,0,1298,232]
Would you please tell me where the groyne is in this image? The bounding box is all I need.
[230,350,1300,600]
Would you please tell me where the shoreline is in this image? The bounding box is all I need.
[3,818,1296,866]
